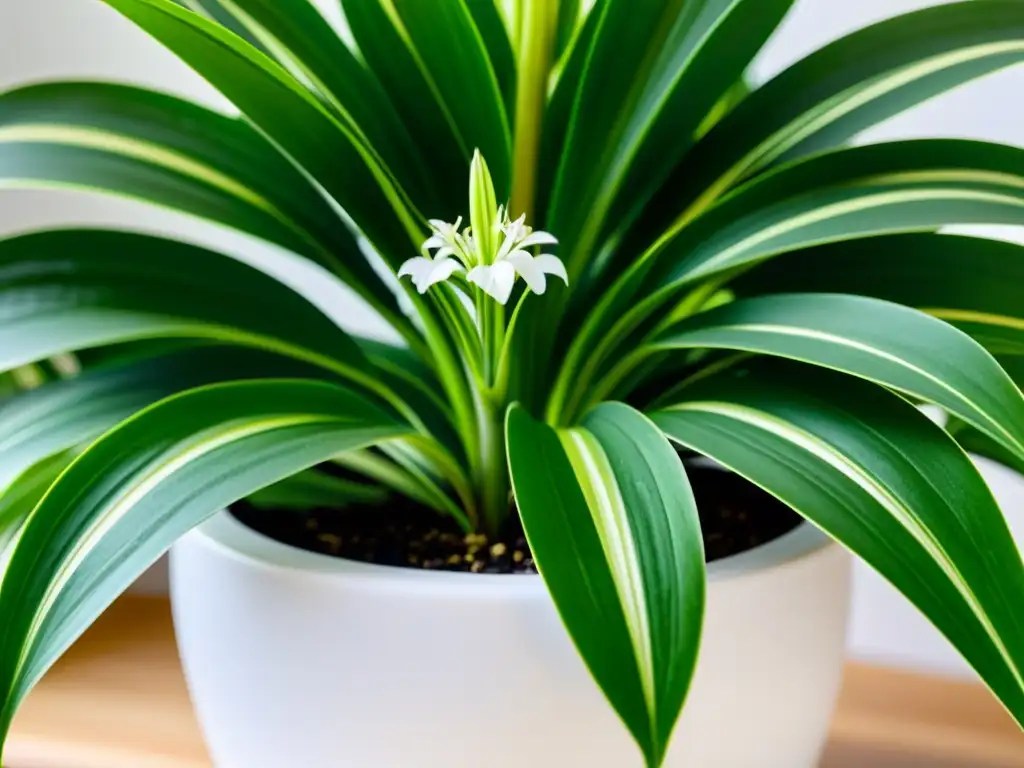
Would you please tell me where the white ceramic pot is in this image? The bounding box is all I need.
[170,508,851,768]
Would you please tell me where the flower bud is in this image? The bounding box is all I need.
[469,149,498,265]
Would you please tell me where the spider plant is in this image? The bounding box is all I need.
[3,0,1024,764]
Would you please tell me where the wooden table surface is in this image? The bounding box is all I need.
[6,596,1024,767]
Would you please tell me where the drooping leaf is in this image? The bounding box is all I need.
[0,229,365,378]
[651,293,1024,463]
[630,0,1024,248]
[651,359,1024,728]
[0,454,73,591]
[0,379,412,746]
[948,356,1024,477]
[561,138,1024,404]
[507,402,704,767]
[0,82,379,285]
[551,138,1024,424]
[99,0,423,266]
[169,0,441,214]
[0,344,328,493]
[728,233,1024,356]
[654,140,1024,289]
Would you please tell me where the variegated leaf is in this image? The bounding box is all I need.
[507,402,704,767]
[650,293,1024,463]
[651,359,1024,729]
[0,380,412,748]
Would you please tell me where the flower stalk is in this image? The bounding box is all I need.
[510,0,560,221]
[397,149,567,534]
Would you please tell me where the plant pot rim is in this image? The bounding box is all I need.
[185,505,833,597]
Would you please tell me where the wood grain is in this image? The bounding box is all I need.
[6,596,1024,767]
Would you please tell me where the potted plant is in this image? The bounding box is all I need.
[2,0,1024,765]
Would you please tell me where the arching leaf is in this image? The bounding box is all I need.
[652,293,1024,463]
[0,379,412,747]
[508,402,704,767]
[651,360,1024,729]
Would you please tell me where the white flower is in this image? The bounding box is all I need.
[398,217,472,294]
[397,254,464,295]
[396,150,568,303]
[467,211,567,305]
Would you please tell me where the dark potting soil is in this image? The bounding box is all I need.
[231,462,802,573]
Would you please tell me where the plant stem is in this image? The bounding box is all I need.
[474,293,510,536]
[472,378,512,537]
[510,0,559,220]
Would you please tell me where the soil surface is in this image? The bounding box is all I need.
[231,461,802,573]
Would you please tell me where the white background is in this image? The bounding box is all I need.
[3,0,1023,680]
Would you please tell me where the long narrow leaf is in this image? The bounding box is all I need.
[389,0,512,197]
[654,140,1024,288]
[508,402,704,767]
[949,356,1024,477]
[339,0,473,216]
[172,0,441,216]
[729,233,1024,356]
[651,359,1024,728]
[100,0,423,266]
[598,0,794,267]
[629,0,1024,248]
[652,293,1024,462]
[0,345,331,493]
[0,379,412,746]
[0,83,359,276]
[0,229,364,378]
[551,139,1024,424]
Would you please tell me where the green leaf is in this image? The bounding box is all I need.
[507,403,704,767]
[948,356,1024,477]
[950,418,1024,478]
[0,82,351,272]
[464,0,516,119]
[631,0,1024,245]
[0,337,459,566]
[0,454,73,588]
[0,80,422,345]
[0,345,327,493]
[357,337,465,467]
[651,359,1024,727]
[729,233,1024,356]
[548,0,778,270]
[655,140,1024,289]
[551,0,795,272]
[533,0,760,411]
[0,229,365,379]
[598,0,795,267]
[553,0,582,62]
[338,0,477,216]
[552,137,1024,426]
[389,0,511,196]
[535,0,604,227]
[0,379,412,745]
[170,0,441,216]
[99,0,422,266]
[651,293,1024,463]
[246,468,390,510]
[169,0,265,49]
